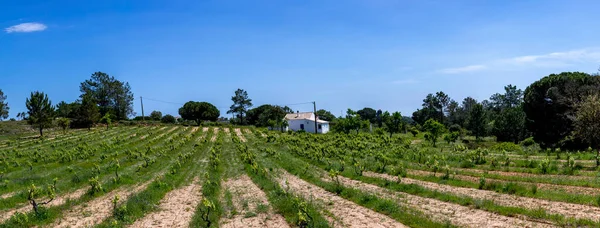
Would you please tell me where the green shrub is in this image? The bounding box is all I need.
[520,137,536,147]
[492,142,521,152]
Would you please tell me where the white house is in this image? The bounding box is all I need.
[280,112,330,134]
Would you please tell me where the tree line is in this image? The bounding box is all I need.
[1,71,599,151]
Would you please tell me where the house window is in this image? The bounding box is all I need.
[318,124,322,130]
[300,124,304,130]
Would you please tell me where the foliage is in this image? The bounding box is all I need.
[246,104,291,127]
[467,103,486,140]
[443,132,460,144]
[56,118,70,132]
[574,94,600,150]
[178,101,220,125]
[357,107,377,124]
[408,126,419,137]
[332,109,369,134]
[80,72,134,120]
[26,91,55,136]
[423,119,446,147]
[0,89,9,121]
[382,111,404,137]
[227,88,253,125]
[149,111,162,120]
[161,114,176,124]
[99,113,112,129]
[316,109,336,121]
[524,72,600,149]
[73,93,100,129]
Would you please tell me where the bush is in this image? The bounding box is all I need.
[161,114,176,124]
[492,142,521,152]
[520,137,536,147]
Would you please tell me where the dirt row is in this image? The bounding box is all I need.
[211,128,219,142]
[330,173,554,228]
[278,171,408,228]
[130,179,203,228]
[220,175,288,228]
[366,171,600,222]
[455,167,593,181]
[234,128,247,142]
[408,169,600,196]
[0,187,88,223]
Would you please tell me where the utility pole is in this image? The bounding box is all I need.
[313,101,318,134]
[140,96,145,122]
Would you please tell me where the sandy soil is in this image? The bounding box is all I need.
[51,180,153,227]
[408,169,600,196]
[0,187,88,223]
[0,191,16,200]
[202,127,209,132]
[366,171,600,222]
[330,173,555,228]
[223,128,230,133]
[130,179,202,228]
[191,127,199,133]
[243,129,252,134]
[234,128,247,142]
[220,175,289,228]
[211,128,219,142]
[278,171,407,228]
[455,167,593,181]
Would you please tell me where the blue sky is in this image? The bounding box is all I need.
[2,0,600,119]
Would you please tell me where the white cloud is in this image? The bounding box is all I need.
[438,48,600,74]
[5,22,47,33]
[392,78,418,84]
[438,65,486,74]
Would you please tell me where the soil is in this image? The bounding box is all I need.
[278,171,407,228]
[191,127,199,133]
[366,171,600,222]
[456,167,593,181]
[202,127,209,132]
[329,173,555,227]
[51,180,153,227]
[223,128,230,133]
[234,128,247,142]
[220,175,289,228]
[211,128,219,142]
[130,179,202,228]
[0,187,88,223]
[243,129,252,134]
[408,169,600,196]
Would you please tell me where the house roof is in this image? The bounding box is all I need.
[284,112,329,123]
[285,112,313,120]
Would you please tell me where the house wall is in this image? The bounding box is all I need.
[287,119,329,133]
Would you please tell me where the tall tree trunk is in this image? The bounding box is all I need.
[39,127,43,137]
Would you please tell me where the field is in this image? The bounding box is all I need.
[1,125,600,227]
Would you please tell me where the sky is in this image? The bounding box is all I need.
[2,0,600,119]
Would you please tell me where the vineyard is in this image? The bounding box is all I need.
[0,126,599,227]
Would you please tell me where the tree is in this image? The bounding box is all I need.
[99,113,112,130]
[74,93,100,130]
[26,91,55,136]
[423,119,446,147]
[524,72,600,148]
[332,109,369,134]
[383,111,404,137]
[227,89,253,125]
[0,89,8,121]
[357,107,377,124]
[17,112,27,120]
[150,111,162,121]
[574,94,600,152]
[316,109,336,122]
[161,114,176,124]
[56,118,70,133]
[375,109,383,127]
[467,103,486,140]
[56,101,78,118]
[247,105,292,126]
[179,101,220,125]
[80,72,134,120]
[492,106,526,143]
[435,91,450,123]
